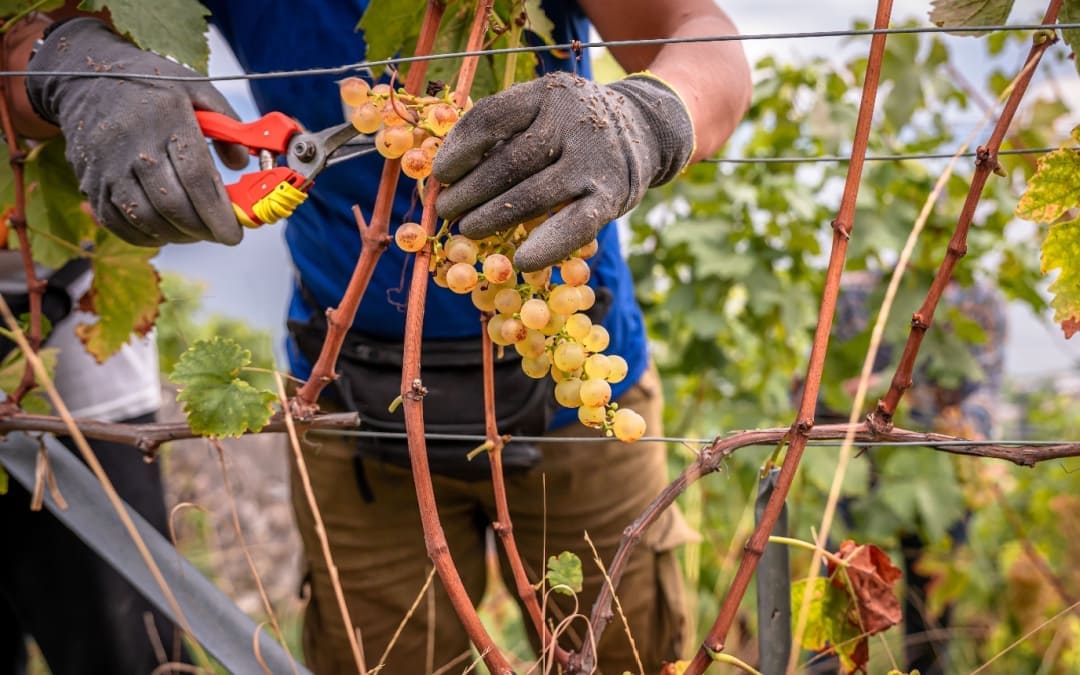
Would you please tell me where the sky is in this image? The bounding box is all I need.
[153,1,1080,380]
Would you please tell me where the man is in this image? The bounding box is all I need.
[8,1,751,671]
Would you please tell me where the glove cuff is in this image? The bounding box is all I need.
[26,17,117,124]
[609,73,696,187]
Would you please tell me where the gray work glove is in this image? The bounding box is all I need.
[26,18,248,246]
[432,71,695,271]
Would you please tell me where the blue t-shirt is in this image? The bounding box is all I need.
[207,1,648,428]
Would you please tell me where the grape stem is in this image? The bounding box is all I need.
[480,313,571,669]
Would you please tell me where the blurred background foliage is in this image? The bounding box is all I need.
[626,22,1080,673]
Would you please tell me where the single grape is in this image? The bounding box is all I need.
[426,103,460,136]
[553,341,586,372]
[582,324,610,353]
[521,353,551,379]
[370,83,392,97]
[482,254,514,284]
[471,282,499,312]
[519,298,551,331]
[611,408,646,442]
[433,261,451,289]
[380,98,412,126]
[550,366,575,383]
[583,353,611,380]
[564,313,592,341]
[605,355,628,383]
[375,126,413,159]
[487,314,512,346]
[560,258,590,286]
[493,288,522,315]
[412,126,431,147]
[547,285,581,316]
[577,404,607,429]
[514,329,548,359]
[351,102,382,134]
[578,378,611,407]
[445,262,478,294]
[577,284,596,312]
[420,136,442,159]
[394,222,426,252]
[540,311,566,337]
[499,317,528,344]
[445,235,479,264]
[401,148,432,179]
[576,239,599,259]
[554,378,583,408]
[522,267,551,290]
[339,77,371,106]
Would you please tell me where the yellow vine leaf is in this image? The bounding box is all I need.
[75,230,162,363]
[1016,126,1080,338]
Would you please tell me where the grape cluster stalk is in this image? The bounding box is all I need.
[342,80,648,443]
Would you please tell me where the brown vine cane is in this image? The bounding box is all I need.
[0,26,47,409]
[290,1,445,415]
[680,0,896,672]
[871,0,1063,432]
[398,2,518,674]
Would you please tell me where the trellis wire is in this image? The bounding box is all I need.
[309,428,1078,447]
[709,146,1070,164]
[2,22,1078,84]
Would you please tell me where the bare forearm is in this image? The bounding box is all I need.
[580,1,752,161]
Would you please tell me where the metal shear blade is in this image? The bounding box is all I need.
[286,121,377,183]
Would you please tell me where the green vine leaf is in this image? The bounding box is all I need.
[21,140,96,270]
[170,337,276,438]
[545,551,583,596]
[0,1,66,19]
[791,576,864,673]
[75,230,162,363]
[928,0,1016,36]
[357,0,427,80]
[0,346,59,415]
[360,0,552,97]
[77,0,212,73]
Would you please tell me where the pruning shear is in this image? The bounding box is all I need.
[195,111,376,228]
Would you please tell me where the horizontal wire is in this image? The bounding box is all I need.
[708,146,1066,164]
[307,428,1077,448]
[2,22,1077,84]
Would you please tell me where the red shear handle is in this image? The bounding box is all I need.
[194,111,310,227]
[194,110,303,155]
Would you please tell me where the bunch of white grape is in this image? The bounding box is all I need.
[346,75,648,442]
[338,77,471,180]
[394,215,648,443]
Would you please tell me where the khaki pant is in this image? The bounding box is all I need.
[290,366,695,674]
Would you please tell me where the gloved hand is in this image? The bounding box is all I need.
[432,71,695,272]
[26,18,248,246]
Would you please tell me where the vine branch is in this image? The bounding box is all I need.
[679,2,896,672]
[583,420,1080,673]
[0,34,45,408]
[871,1,1062,429]
[0,410,361,456]
[399,3,513,673]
